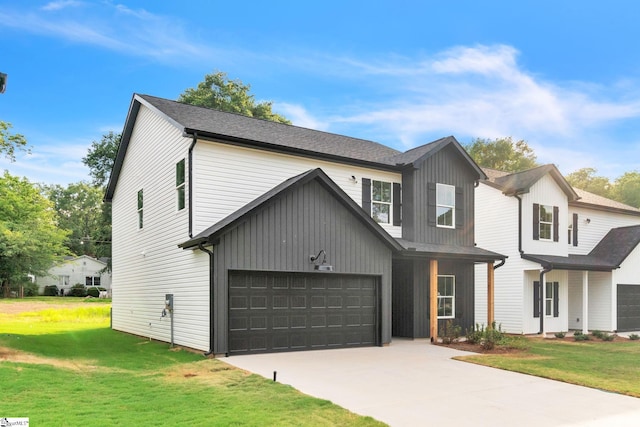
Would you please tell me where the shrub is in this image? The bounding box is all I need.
[601,332,615,342]
[68,284,87,297]
[592,330,604,339]
[439,320,462,344]
[465,323,485,345]
[11,282,39,297]
[554,332,566,339]
[481,323,504,350]
[574,333,590,341]
[86,286,107,298]
[629,334,640,341]
[44,285,59,296]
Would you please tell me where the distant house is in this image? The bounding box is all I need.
[36,255,112,296]
[105,94,504,355]
[475,165,640,334]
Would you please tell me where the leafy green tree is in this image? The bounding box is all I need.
[0,121,29,161]
[178,71,291,124]
[43,182,105,257]
[614,171,640,208]
[83,131,121,187]
[465,137,538,172]
[0,172,69,297]
[565,168,612,198]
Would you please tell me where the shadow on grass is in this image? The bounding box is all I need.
[0,327,202,370]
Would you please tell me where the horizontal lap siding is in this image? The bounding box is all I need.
[212,179,392,354]
[111,105,210,351]
[569,207,640,255]
[192,141,402,238]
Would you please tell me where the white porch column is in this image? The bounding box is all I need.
[582,271,589,335]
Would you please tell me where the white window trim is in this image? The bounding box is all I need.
[371,180,392,224]
[437,275,455,319]
[436,183,455,229]
[137,189,144,230]
[545,282,554,317]
[176,159,186,212]
[539,204,553,241]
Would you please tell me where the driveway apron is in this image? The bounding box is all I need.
[223,339,640,427]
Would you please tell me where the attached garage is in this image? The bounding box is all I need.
[228,270,379,354]
[617,284,640,332]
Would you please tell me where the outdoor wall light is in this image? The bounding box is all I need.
[349,175,358,183]
[585,218,591,224]
[310,249,333,271]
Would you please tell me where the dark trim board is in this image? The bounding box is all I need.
[227,270,381,355]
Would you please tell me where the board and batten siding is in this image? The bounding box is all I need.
[192,140,402,238]
[568,207,640,255]
[210,178,393,354]
[474,183,525,333]
[111,105,210,351]
[403,144,477,246]
[521,174,569,257]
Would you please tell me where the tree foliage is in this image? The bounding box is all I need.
[564,168,612,199]
[465,137,538,172]
[0,172,69,296]
[0,121,30,162]
[178,71,291,124]
[43,182,105,257]
[83,131,121,187]
[614,171,640,208]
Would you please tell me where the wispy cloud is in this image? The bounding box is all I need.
[41,0,83,12]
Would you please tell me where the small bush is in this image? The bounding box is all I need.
[601,332,615,342]
[554,332,566,339]
[592,330,604,339]
[11,282,39,297]
[482,323,504,350]
[68,284,87,297]
[86,286,107,298]
[465,323,485,345]
[574,333,590,341]
[43,285,59,296]
[629,334,640,341]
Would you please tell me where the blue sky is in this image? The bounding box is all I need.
[2,1,640,185]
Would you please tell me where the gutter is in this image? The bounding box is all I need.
[514,194,523,255]
[198,242,215,357]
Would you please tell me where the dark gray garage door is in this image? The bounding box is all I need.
[617,284,640,332]
[228,271,379,355]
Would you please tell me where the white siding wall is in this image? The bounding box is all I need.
[192,140,403,237]
[569,207,640,255]
[474,183,525,332]
[521,174,569,257]
[568,271,583,330]
[522,269,568,334]
[111,105,210,351]
[586,271,613,331]
[616,245,640,285]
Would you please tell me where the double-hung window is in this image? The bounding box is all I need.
[533,203,558,241]
[371,180,392,224]
[176,159,186,211]
[437,275,455,318]
[436,183,455,228]
[137,189,143,229]
[533,281,559,318]
[539,205,553,240]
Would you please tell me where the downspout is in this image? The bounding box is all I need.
[493,258,506,270]
[198,242,215,357]
[514,194,523,255]
[188,132,198,238]
[539,265,552,334]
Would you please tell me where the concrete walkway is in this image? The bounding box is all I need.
[224,339,640,427]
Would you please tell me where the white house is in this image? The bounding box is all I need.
[105,94,504,355]
[475,165,640,334]
[36,255,112,296]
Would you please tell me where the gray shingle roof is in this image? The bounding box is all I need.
[489,164,578,200]
[396,239,506,261]
[572,188,640,215]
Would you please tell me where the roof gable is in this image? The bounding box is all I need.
[488,164,578,200]
[179,168,402,251]
[589,225,640,266]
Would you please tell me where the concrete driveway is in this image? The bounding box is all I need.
[224,339,640,427]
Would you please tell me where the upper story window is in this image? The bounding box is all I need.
[437,275,455,318]
[137,189,144,229]
[176,159,186,211]
[372,180,392,224]
[436,183,455,228]
[361,178,401,226]
[533,203,558,242]
[568,213,578,247]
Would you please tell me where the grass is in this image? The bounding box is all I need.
[0,299,384,426]
[459,338,640,397]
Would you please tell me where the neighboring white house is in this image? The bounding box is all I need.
[475,165,640,334]
[36,255,112,296]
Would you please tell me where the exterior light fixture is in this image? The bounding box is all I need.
[310,249,333,271]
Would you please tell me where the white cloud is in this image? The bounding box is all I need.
[275,103,330,131]
[41,1,83,12]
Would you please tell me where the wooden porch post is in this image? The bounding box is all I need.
[487,262,495,327]
[429,259,438,342]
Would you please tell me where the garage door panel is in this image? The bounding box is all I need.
[618,284,640,332]
[228,271,379,354]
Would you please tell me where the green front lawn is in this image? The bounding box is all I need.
[0,299,384,426]
[459,338,640,397]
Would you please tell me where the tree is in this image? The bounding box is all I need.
[564,168,612,198]
[464,137,538,172]
[614,171,640,208]
[43,182,105,257]
[0,121,29,162]
[178,71,291,124]
[83,131,121,187]
[0,172,69,297]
